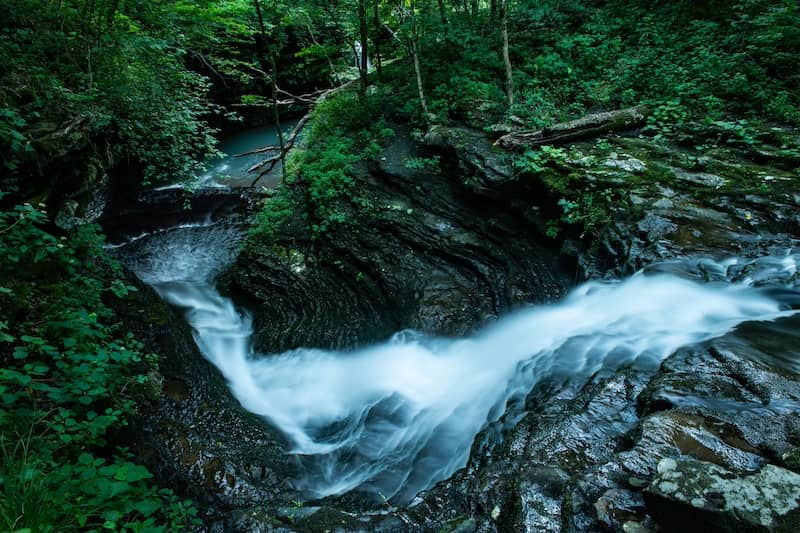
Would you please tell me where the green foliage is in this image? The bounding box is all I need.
[0,199,197,532]
[551,188,617,239]
[514,147,622,239]
[302,134,360,234]
[252,92,395,241]
[421,18,507,122]
[510,0,799,127]
[513,146,570,175]
[1,440,194,532]
[0,107,31,171]
[643,100,692,141]
[702,119,761,148]
[252,190,296,241]
[404,156,440,173]
[0,0,221,185]
[384,0,798,128]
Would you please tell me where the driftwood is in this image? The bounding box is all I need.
[495,105,650,151]
[239,113,312,183]
[236,81,356,186]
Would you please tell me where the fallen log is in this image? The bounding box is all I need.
[495,105,650,151]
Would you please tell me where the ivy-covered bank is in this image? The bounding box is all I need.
[0,0,385,528]
[0,198,198,531]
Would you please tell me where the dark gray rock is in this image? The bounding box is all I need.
[110,273,300,514]
[113,123,800,532]
[424,125,516,188]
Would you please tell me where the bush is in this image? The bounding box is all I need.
[251,92,395,241]
[0,196,197,532]
[0,0,220,186]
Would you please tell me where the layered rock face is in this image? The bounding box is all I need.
[229,132,569,353]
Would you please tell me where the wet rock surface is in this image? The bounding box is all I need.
[112,123,800,531]
[644,458,800,532]
[396,322,800,533]
[109,273,301,525]
[572,138,800,281]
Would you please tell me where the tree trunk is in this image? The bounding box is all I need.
[495,106,651,150]
[412,40,428,117]
[269,49,286,183]
[410,0,429,118]
[500,0,513,108]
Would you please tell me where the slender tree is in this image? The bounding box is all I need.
[409,0,429,118]
[500,0,513,107]
[253,0,287,182]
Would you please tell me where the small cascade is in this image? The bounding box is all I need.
[354,41,372,71]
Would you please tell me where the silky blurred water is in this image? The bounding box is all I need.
[114,220,800,503]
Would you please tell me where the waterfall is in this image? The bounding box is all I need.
[354,41,371,71]
[115,219,799,504]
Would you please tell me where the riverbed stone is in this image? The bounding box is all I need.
[644,458,800,532]
[604,155,647,173]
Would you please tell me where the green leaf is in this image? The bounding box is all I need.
[133,498,161,516]
[12,346,28,359]
[79,453,94,465]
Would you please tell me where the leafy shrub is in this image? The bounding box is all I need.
[404,156,441,173]
[514,146,622,239]
[0,107,30,171]
[251,92,396,241]
[0,0,220,186]
[0,196,197,532]
[508,0,799,128]
[643,100,692,141]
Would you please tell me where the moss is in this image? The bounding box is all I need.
[438,515,476,533]
[781,448,800,473]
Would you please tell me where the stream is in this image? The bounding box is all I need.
[154,122,296,190]
[112,192,800,504]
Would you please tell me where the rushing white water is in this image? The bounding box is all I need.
[116,222,799,503]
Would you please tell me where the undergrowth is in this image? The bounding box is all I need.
[251,91,394,242]
[0,194,197,532]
